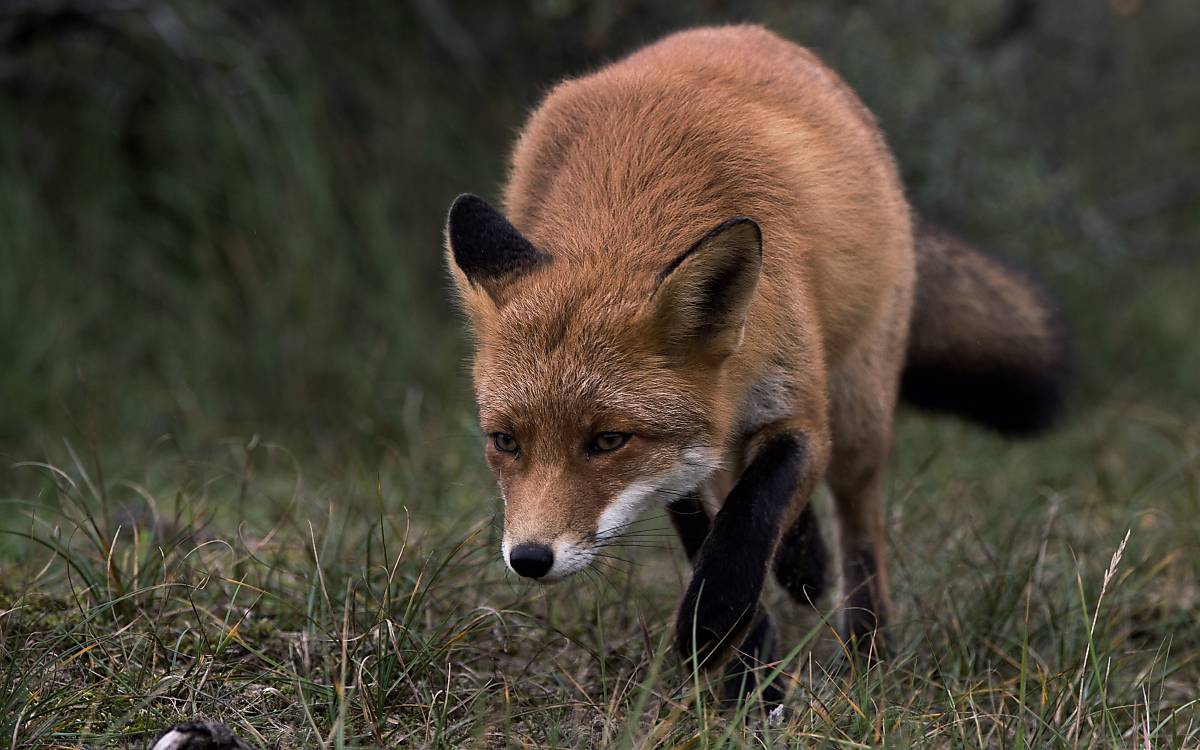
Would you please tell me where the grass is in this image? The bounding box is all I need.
[2,371,1198,747]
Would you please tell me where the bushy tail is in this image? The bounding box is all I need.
[901,220,1071,436]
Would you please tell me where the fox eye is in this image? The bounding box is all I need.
[492,432,519,453]
[590,432,630,453]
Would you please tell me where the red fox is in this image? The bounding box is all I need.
[444,25,1068,698]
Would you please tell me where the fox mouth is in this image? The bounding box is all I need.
[532,531,640,583]
[502,449,723,583]
[532,546,595,583]
[502,538,599,583]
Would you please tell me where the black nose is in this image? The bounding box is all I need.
[509,542,554,579]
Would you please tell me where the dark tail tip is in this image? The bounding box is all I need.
[899,355,1070,437]
[903,221,1073,438]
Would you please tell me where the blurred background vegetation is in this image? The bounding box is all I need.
[1,0,1197,462]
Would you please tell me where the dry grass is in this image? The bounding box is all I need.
[2,396,1198,748]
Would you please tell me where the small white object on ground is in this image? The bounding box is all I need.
[150,721,251,750]
[767,704,787,727]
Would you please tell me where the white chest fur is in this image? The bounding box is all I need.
[736,374,794,438]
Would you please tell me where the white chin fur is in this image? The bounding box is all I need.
[595,447,722,542]
[501,447,722,582]
[539,540,596,582]
[573,447,722,579]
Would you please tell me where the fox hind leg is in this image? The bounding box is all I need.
[829,460,890,659]
[827,283,910,658]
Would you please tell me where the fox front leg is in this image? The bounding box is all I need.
[667,493,710,562]
[675,432,807,668]
[670,490,786,703]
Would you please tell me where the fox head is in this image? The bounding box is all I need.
[445,194,761,582]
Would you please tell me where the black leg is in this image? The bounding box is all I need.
[667,492,710,563]
[772,501,828,605]
[840,546,889,661]
[671,489,787,700]
[675,433,806,667]
[719,608,785,706]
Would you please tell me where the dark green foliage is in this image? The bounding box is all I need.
[1,0,1196,454]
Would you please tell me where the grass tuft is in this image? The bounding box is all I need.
[2,398,1198,747]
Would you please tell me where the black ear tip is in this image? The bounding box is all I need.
[448,193,488,224]
[446,192,546,287]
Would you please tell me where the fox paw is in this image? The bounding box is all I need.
[719,610,785,707]
[675,586,758,668]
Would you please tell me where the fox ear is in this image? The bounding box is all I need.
[445,193,549,303]
[652,217,762,364]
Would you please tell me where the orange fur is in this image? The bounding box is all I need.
[446,25,1068,660]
